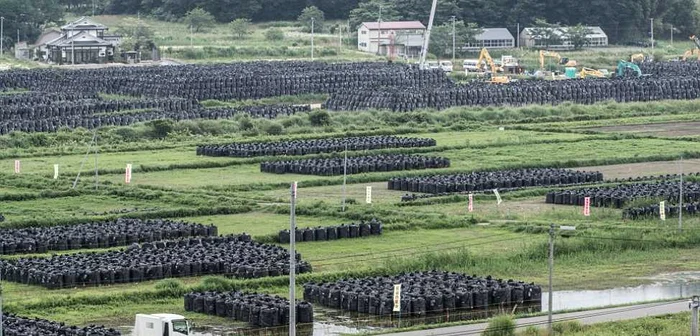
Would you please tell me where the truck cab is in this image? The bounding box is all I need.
[134,314,192,336]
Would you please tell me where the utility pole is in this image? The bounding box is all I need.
[93,0,96,16]
[190,25,193,48]
[94,133,99,191]
[679,156,683,233]
[650,18,654,50]
[1,17,5,57]
[691,296,699,336]
[377,6,382,56]
[16,29,19,44]
[516,23,520,48]
[338,24,342,53]
[289,182,297,336]
[342,144,348,212]
[548,223,554,335]
[1,262,3,336]
[311,17,315,61]
[547,224,575,335]
[419,0,438,69]
[451,16,456,64]
[671,25,674,45]
[72,40,75,65]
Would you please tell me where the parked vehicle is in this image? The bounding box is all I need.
[133,314,192,336]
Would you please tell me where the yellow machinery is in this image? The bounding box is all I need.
[580,67,606,79]
[539,50,577,70]
[682,35,700,61]
[477,48,509,84]
[630,53,645,62]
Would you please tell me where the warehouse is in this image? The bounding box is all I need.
[519,26,608,49]
[464,28,515,50]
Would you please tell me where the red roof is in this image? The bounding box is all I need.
[361,21,426,30]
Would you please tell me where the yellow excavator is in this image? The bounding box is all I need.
[579,67,606,79]
[682,35,700,61]
[539,50,577,70]
[630,53,645,62]
[477,47,509,84]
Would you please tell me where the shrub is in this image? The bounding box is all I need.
[308,110,331,126]
[262,121,284,135]
[154,279,186,296]
[265,28,285,41]
[147,119,175,139]
[482,315,515,336]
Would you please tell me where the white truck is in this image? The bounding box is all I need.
[133,314,192,336]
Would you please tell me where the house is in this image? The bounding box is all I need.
[357,21,426,58]
[463,28,515,51]
[34,17,121,64]
[519,26,608,49]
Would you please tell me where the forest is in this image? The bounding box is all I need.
[5,0,700,46]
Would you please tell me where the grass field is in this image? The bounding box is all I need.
[3,95,700,334]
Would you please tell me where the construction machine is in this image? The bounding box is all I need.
[630,53,645,62]
[682,35,700,61]
[539,50,577,70]
[477,47,509,83]
[616,60,642,77]
[580,67,606,79]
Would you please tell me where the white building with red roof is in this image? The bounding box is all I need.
[357,21,426,58]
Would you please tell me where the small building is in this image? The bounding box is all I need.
[463,28,515,51]
[519,26,608,49]
[14,42,30,60]
[357,21,426,58]
[35,17,120,64]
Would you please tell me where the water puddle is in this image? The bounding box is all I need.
[544,271,700,311]
[119,272,700,336]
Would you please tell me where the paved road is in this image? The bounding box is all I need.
[379,300,688,336]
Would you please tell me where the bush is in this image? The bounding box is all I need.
[482,315,515,336]
[265,28,285,41]
[261,121,284,135]
[308,110,331,126]
[147,119,175,139]
[154,279,186,296]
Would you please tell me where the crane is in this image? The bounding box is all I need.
[477,47,509,83]
[539,50,561,70]
[616,60,642,77]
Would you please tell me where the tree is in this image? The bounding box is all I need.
[429,21,481,58]
[298,6,325,33]
[114,17,156,52]
[529,18,562,48]
[564,24,592,50]
[348,0,401,30]
[183,7,216,32]
[229,18,252,39]
[265,28,285,40]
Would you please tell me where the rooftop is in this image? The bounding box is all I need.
[476,28,514,41]
[361,21,426,30]
[61,17,108,31]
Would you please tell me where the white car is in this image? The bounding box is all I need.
[427,61,440,70]
[440,61,453,72]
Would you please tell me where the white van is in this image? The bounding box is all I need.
[439,61,453,72]
[427,61,440,70]
[463,59,480,74]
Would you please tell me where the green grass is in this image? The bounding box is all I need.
[6,96,700,334]
[516,312,691,336]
